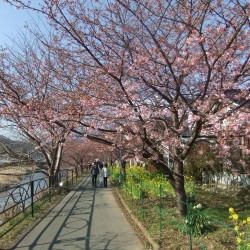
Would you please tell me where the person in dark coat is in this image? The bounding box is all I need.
[91,159,100,187]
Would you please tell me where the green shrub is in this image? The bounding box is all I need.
[187,204,211,236]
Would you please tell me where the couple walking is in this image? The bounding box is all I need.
[91,159,109,188]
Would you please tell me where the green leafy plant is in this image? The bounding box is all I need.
[184,141,222,184]
[187,203,211,236]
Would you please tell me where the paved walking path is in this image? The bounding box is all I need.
[13,176,146,250]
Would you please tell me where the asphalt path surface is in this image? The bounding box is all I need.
[13,176,146,250]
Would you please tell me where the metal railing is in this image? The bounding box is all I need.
[0,167,85,237]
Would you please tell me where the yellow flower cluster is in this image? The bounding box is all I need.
[229,207,250,249]
[116,165,177,199]
[185,175,195,182]
[229,207,235,213]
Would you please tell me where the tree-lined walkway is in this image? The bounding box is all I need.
[13,176,146,250]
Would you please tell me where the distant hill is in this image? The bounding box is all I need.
[0,135,33,154]
[0,135,44,165]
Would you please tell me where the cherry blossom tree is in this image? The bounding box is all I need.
[0,34,73,176]
[3,0,250,215]
[0,27,114,175]
[62,139,113,168]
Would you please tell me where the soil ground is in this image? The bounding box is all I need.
[0,165,37,190]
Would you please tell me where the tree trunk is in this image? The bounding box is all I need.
[141,145,187,215]
[174,160,187,216]
[54,142,64,175]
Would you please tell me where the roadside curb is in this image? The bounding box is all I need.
[115,188,161,250]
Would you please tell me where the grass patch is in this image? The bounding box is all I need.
[195,186,250,222]
[111,166,250,249]
[119,187,239,249]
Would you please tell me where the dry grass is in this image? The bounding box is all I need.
[0,165,37,190]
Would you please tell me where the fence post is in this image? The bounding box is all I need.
[140,180,144,221]
[66,170,69,190]
[131,178,133,209]
[49,175,52,203]
[31,180,34,218]
[72,169,74,185]
[159,184,163,240]
[187,203,193,250]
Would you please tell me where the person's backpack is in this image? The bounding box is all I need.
[92,164,99,175]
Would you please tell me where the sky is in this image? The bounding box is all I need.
[0,1,37,139]
[0,1,38,46]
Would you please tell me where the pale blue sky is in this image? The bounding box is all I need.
[0,1,38,46]
[0,1,42,139]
